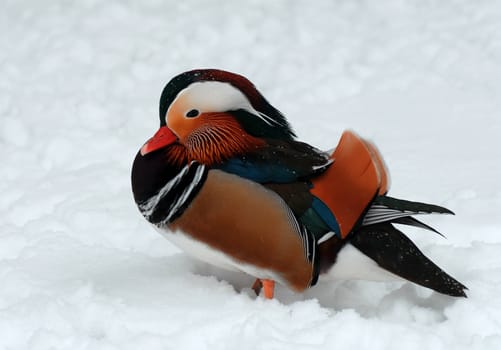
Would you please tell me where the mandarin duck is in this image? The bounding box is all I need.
[131,69,467,299]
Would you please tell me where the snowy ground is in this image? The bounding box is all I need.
[2,0,501,349]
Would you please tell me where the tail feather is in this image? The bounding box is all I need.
[372,196,454,214]
[392,216,446,238]
[363,196,454,226]
[350,223,467,297]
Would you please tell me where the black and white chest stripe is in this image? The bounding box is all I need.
[139,161,207,225]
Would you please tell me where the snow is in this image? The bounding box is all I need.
[2,0,501,349]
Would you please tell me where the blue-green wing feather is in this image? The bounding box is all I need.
[218,139,332,183]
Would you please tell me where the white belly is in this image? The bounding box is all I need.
[155,227,283,283]
[156,227,400,285]
[323,243,403,282]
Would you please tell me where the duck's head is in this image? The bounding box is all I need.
[140,69,295,164]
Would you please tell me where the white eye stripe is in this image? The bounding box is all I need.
[169,81,252,115]
[166,81,277,126]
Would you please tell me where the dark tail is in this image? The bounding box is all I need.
[350,222,467,297]
[363,196,454,229]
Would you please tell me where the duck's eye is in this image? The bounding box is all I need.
[185,109,200,118]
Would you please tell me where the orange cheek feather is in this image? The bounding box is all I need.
[166,94,202,143]
[167,109,264,165]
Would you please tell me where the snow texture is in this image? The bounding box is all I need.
[2,0,501,349]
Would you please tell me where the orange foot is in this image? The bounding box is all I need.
[252,279,275,299]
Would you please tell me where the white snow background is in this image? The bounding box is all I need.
[2,1,501,349]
